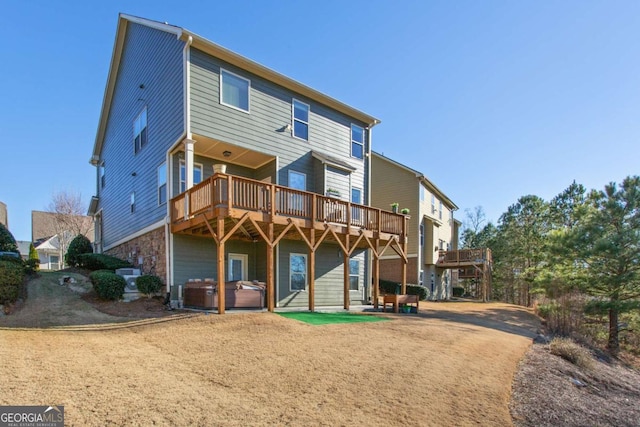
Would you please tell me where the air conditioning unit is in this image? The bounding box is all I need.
[115,268,142,293]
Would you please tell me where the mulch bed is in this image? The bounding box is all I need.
[510,342,640,427]
[81,291,178,319]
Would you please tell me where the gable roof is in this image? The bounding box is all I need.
[91,13,380,164]
[372,151,458,210]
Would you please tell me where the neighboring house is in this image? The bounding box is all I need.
[88,14,407,312]
[0,201,7,228]
[34,234,69,270]
[16,241,31,260]
[371,152,460,300]
[32,211,94,270]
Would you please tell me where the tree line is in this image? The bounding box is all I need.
[461,176,640,354]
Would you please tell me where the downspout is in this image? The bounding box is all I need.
[166,34,193,306]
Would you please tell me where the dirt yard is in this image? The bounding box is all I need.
[0,298,537,426]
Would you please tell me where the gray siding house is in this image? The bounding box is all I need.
[89,14,407,312]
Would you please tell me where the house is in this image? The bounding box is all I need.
[88,14,407,312]
[32,211,94,270]
[16,241,31,261]
[371,152,461,300]
[0,201,7,228]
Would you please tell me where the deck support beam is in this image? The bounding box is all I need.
[372,238,380,310]
[216,217,225,314]
[343,234,350,310]
[266,223,275,312]
[308,230,315,312]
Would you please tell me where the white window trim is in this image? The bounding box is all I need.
[292,98,310,141]
[219,68,251,114]
[349,259,360,291]
[350,124,365,160]
[351,187,362,204]
[157,162,167,206]
[133,106,148,154]
[179,160,204,193]
[130,191,135,214]
[439,200,443,220]
[289,253,307,292]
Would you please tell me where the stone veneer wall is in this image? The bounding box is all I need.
[379,256,418,284]
[105,226,166,283]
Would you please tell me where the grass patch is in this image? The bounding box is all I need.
[277,311,389,325]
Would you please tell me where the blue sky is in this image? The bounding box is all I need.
[1,1,639,241]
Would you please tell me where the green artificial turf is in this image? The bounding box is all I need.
[277,311,389,325]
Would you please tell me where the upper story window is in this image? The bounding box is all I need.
[292,99,309,140]
[439,201,443,220]
[130,191,136,214]
[99,162,105,189]
[351,188,362,204]
[288,170,306,191]
[158,162,167,206]
[351,124,364,159]
[220,69,250,112]
[419,222,424,247]
[180,160,203,193]
[420,185,425,202]
[133,107,148,154]
[431,194,436,214]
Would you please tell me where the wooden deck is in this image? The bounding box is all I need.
[436,248,493,302]
[169,173,409,313]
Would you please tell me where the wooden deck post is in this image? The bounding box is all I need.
[266,223,275,312]
[308,230,316,312]
[373,238,380,309]
[216,217,226,314]
[344,235,350,310]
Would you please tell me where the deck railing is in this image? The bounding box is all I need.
[170,173,405,236]
[437,248,492,264]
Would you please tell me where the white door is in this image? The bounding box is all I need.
[228,254,248,281]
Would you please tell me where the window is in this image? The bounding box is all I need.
[158,162,167,205]
[420,222,424,247]
[351,187,362,221]
[288,171,306,190]
[290,253,307,291]
[99,162,105,189]
[292,99,309,140]
[439,201,443,220]
[349,259,359,290]
[351,124,364,159]
[179,161,203,193]
[288,171,306,213]
[220,69,250,112]
[431,194,436,214]
[228,254,248,281]
[134,107,148,153]
[420,185,425,201]
[439,239,445,251]
[130,192,135,213]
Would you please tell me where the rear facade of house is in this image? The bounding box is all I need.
[371,152,459,299]
[89,15,404,309]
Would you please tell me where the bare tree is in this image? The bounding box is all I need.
[46,190,92,269]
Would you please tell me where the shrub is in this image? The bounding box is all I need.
[549,337,594,370]
[0,223,17,252]
[77,253,132,271]
[453,287,465,297]
[89,271,126,300]
[0,260,25,304]
[65,235,93,267]
[24,259,39,275]
[377,279,427,300]
[536,293,585,336]
[136,275,163,297]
